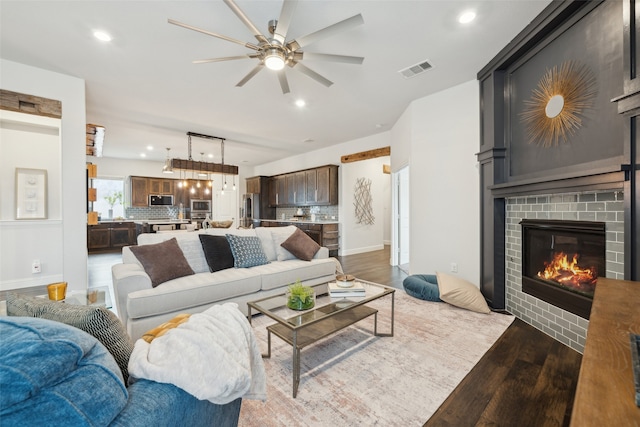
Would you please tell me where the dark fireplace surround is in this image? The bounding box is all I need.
[520,219,606,320]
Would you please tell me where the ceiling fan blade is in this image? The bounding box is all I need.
[301,52,364,64]
[223,0,269,44]
[236,64,264,87]
[272,0,298,45]
[168,19,260,50]
[287,14,364,51]
[193,55,257,64]
[277,70,290,94]
[293,62,333,87]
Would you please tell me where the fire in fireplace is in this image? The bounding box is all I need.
[520,219,606,319]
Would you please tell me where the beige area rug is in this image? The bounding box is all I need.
[239,290,515,426]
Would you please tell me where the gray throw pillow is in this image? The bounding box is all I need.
[129,237,195,287]
[225,234,270,268]
[6,293,134,384]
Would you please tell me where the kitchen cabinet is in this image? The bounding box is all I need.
[304,166,338,205]
[245,176,275,219]
[149,178,173,195]
[130,177,149,207]
[267,165,338,207]
[286,172,306,205]
[269,176,286,207]
[88,222,136,253]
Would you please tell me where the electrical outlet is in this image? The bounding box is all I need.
[32,259,41,274]
[450,262,458,273]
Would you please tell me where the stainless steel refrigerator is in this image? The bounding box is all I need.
[239,193,260,228]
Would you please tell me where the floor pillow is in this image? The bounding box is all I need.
[403,274,442,302]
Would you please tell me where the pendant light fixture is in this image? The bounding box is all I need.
[162,148,173,174]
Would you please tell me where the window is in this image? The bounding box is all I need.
[93,178,125,219]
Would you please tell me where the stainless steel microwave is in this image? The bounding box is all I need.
[190,199,211,213]
[149,195,174,206]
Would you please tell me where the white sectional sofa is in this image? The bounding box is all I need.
[112,226,338,340]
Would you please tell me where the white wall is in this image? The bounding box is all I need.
[0,59,87,292]
[253,132,391,255]
[401,80,480,282]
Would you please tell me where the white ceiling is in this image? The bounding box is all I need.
[1,0,550,167]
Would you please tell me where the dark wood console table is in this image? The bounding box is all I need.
[570,277,640,425]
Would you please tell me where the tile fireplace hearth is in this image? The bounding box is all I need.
[505,191,624,353]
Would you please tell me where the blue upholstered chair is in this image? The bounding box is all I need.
[0,315,241,426]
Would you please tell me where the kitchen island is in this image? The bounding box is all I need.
[87,219,193,253]
[259,219,339,256]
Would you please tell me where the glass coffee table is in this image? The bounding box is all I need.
[247,279,395,397]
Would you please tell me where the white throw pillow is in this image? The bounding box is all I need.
[254,227,277,261]
[436,271,491,314]
[269,226,298,261]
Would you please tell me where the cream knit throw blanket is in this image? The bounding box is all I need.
[128,303,267,404]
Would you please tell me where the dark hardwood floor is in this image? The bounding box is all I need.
[339,246,582,427]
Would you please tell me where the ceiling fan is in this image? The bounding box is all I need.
[168,0,364,94]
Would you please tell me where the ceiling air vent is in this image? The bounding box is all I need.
[399,59,433,79]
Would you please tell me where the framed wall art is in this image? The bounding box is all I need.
[15,168,47,220]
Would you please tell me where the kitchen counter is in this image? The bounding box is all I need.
[259,219,339,225]
[132,219,191,225]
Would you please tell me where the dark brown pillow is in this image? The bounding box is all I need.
[198,234,235,272]
[280,227,321,261]
[129,238,194,287]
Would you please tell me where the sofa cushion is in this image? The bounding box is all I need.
[436,271,491,314]
[198,235,235,273]
[253,258,338,291]
[0,316,127,426]
[6,293,134,384]
[280,227,321,261]
[226,234,270,268]
[130,238,195,287]
[126,269,263,320]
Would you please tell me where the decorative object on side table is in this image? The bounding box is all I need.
[286,280,315,311]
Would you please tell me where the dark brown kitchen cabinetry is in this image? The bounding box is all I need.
[87,222,135,253]
[245,176,275,219]
[130,177,149,207]
[306,165,338,205]
[269,176,286,207]
[149,179,173,195]
[267,165,338,207]
[286,172,306,205]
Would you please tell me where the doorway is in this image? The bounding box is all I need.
[392,166,410,272]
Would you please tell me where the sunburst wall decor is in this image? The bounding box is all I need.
[520,60,597,148]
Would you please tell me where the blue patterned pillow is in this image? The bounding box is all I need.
[225,234,270,268]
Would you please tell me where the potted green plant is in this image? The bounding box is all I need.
[104,191,123,219]
[286,280,315,310]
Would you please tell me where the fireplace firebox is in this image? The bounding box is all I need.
[520,219,606,319]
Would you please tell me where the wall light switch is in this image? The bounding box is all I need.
[450,262,458,273]
[32,259,41,274]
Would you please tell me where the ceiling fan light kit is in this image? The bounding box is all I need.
[168,0,364,94]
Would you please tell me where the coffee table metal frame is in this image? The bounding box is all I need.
[247,279,395,397]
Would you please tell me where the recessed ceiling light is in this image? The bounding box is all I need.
[295,99,306,108]
[302,138,315,143]
[147,145,153,151]
[140,153,146,158]
[208,154,214,159]
[93,31,112,42]
[458,10,476,24]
